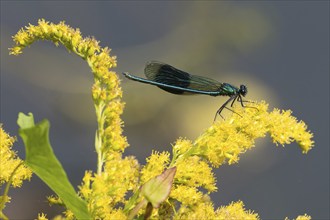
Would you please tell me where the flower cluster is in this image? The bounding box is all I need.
[193,101,314,167]
[78,152,139,219]
[9,19,128,175]
[0,125,32,218]
[0,125,32,187]
[137,101,314,218]
[9,19,130,218]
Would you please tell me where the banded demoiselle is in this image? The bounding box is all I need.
[123,61,248,120]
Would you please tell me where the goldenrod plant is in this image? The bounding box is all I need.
[1,19,314,220]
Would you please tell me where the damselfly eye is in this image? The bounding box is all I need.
[240,85,247,96]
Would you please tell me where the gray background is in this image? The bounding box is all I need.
[1,1,329,219]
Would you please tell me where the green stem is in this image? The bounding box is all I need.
[0,162,24,218]
[169,145,197,167]
[95,102,105,174]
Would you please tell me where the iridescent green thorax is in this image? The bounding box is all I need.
[218,83,240,96]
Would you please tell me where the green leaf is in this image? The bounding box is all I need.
[17,112,35,129]
[141,167,177,208]
[17,113,90,219]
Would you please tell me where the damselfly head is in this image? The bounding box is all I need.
[239,85,247,97]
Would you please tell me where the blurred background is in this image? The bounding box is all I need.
[1,1,329,219]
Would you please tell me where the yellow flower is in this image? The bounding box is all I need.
[0,125,32,187]
[174,197,216,219]
[63,209,75,220]
[285,214,312,220]
[172,138,193,156]
[52,215,66,220]
[141,151,170,184]
[9,18,127,175]
[215,200,260,220]
[192,101,314,167]
[9,18,128,219]
[78,171,93,199]
[47,195,63,206]
[170,185,203,206]
[36,213,48,220]
[78,152,139,218]
[268,109,314,153]
[162,101,313,219]
[104,209,127,220]
[295,214,312,220]
[175,156,217,192]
